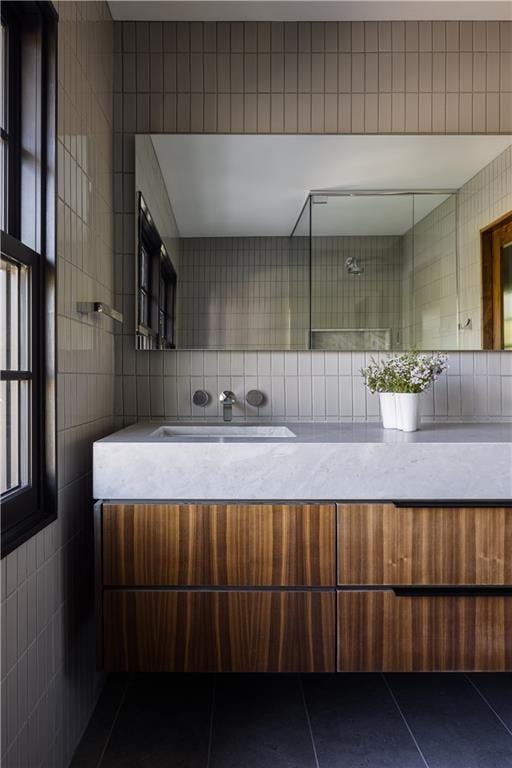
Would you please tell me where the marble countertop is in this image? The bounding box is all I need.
[96,420,512,445]
[93,421,512,502]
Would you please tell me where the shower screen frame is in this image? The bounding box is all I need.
[294,189,459,352]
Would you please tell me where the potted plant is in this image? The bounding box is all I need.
[362,352,448,431]
[360,359,398,428]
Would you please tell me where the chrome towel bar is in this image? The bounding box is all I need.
[77,302,123,323]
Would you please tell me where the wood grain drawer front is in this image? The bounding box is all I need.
[338,504,512,585]
[338,590,512,672]
[103,503,335,587]
[104,590,335,673]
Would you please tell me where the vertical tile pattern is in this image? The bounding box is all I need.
[178,236,309,350]
[458,144,512,349]
[113,19,512,425]
[116,21,512,133]
[1,3,114,768]
[312,235,402,344]
[401,195,458,350]
[114,19,512,142]
[127,349,512,423]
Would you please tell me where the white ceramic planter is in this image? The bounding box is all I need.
[396,393,421,432]
[379,393,398,429]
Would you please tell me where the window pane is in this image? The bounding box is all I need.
[138,290,148,327]
[139,245,148,290]
[0,379,18,492]
[1,256,29,371]
[0,135,5,232]
[1,21,7,232]
[0,22,6,131]
[0,378,30,494]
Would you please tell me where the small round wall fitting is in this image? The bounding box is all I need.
[246,389,265,407]
[193,389,210,407]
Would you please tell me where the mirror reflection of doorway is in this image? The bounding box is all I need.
[503,241,512,350]
[482,212,512,350]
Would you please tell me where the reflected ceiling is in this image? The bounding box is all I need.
[149,134,511,237]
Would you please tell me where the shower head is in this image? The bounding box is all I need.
[345,256,364,275]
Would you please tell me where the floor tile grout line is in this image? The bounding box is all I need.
[96,676,131,768]
[299,675,321,768]
[464,673,512,738]
[381,674,431,768]
[206,673,217,768]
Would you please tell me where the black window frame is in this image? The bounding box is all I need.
[136,193,177,350]
[1,1,57,557]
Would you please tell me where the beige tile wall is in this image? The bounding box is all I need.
[1,3,114,767]
[178,236,309,349]
[400,146,511,350]
[126,349,512,422]
[114,20,512,134]
[177,234,402,350]
[401,195,458,349]
[113,19,512,424]
[312,235,402,343]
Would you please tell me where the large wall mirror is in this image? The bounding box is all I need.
[134,134,512,351]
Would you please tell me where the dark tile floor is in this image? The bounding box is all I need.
[71,673,512,768]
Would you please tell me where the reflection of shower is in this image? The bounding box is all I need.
[345,256,364,275]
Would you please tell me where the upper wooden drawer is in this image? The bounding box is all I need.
[338,504,512,585]
[103,503,335,587]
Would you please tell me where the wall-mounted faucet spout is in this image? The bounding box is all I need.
[219,391,236,422]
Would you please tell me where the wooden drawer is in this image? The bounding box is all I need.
[338,590,512,672]
[338,504,512,585]
[103,503,335,587]
[104,590,335,673]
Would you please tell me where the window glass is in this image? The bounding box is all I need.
[1,2,57,555]
[0,20,7,232]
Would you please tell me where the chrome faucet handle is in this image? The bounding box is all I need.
[193,389,210,407]
[219,390,236,404]
[246,389,264,407]
[219,390,236,422]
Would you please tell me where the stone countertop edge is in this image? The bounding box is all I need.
[93,422,512,502]
[95,420,512,445]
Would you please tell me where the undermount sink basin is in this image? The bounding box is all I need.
[150,425,297,439]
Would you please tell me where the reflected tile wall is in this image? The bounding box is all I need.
[401,196,458,349]
[458,144,512,348]
[1,3,114,768]
[312,235,402,343]
[178,237,309,349]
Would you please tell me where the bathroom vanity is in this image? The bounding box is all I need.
[93,422,512,674]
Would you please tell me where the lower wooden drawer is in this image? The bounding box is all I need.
[104,589,335,673]
[338,590,512,672]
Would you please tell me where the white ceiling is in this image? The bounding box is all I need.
[109,1,512,22]
[148,135,511,237]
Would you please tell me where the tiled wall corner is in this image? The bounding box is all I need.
[1,3,115,767]
[458,144,512,348]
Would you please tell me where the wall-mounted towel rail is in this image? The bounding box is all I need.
[77,302,123,323]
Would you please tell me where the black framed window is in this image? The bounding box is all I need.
[137,193,177,350]
[1,1,57,557]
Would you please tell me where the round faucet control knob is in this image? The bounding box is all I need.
[246,389,265,407]
[193,389,210,407]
